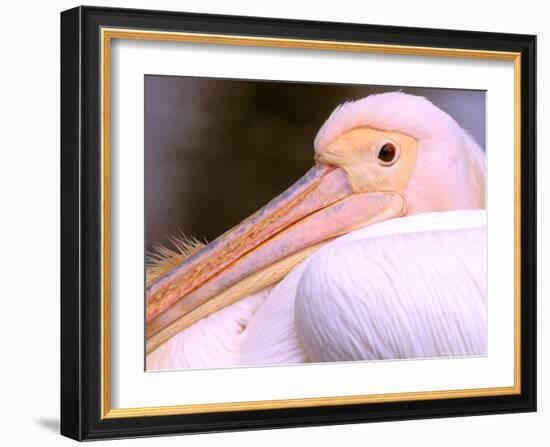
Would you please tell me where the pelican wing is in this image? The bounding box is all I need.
[295,224,486,362]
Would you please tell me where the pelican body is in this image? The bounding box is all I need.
[145,92,487,371]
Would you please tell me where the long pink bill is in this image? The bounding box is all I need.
[146,164,405,341]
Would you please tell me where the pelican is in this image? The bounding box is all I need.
[146,92,486,370]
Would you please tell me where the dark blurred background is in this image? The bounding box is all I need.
[145,76,485,252]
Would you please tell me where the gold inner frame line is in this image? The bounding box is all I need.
[100,27,522,419]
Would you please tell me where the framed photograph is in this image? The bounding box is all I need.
[60,6,536,441]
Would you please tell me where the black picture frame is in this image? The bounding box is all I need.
[61,5,536,441]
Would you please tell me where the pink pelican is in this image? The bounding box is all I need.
[145,92,487,370]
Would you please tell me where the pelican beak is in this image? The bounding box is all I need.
[146,164,405,352]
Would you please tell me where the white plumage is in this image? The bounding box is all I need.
[147,210,486,370]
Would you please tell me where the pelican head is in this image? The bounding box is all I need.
[146,92,486,350]
[313,92,485,214]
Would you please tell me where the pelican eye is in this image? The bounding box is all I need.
[376,141,399,166]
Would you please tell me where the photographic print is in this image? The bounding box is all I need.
[61,7,536,439]
[144,78,487,371]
